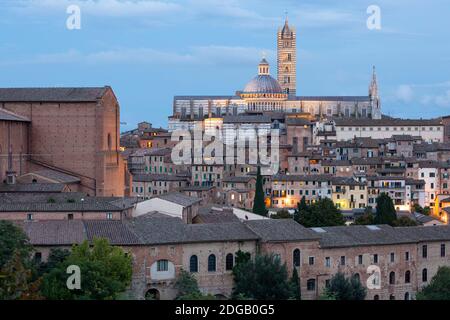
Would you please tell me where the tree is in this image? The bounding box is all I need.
[289,268,301,300]
[417,266,450,300]
[40,238,132,300]
[296,198,345,227]
[0,221,32,269]
[271,210,292,219]
[414,204,431,216]
[37,248,71,276]
[391,216,418,227]
[374,193,397,225]
[232,254,292,300]
[353,213,375,225]
[174,269,215,300]
[322,273,366,300]
[252,166,268,216]
[0,251,42,300]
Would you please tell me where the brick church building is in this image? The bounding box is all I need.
[0,86,125,196]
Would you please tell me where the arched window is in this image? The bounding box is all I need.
[189,255,198,273]
[293,249,301,267]
[306,279,316,291]
[405,270,411,284]
[422,268,428,282]
[107,133,112,150]
[225,253,234,271]
[208,254,216,272]
[404,292,410,300]
[373,295,379,300]
[389,271,396,285]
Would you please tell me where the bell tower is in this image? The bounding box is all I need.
[277,16,296,96]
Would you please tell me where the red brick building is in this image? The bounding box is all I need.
[0,87,125,196]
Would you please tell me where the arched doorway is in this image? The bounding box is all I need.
[145,288,160,300]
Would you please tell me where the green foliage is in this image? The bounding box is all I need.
[391,216,418,227]
[322,273,366,300]
[174,269,216,300]
[289,268,301,300]
[40,238,132,300]
[174,269,200,298]
[414,204,431,216]
[353,212,375,225]
[252,166,268,216]
[0,251,42,300]
[235,250,251,265]
[296,198,345,227]
[0,221,32,269]
[417,266,450,300]
[375,193,397,225]
[37,248,71,276]
[232,254,293,300]
[271,210,292,219]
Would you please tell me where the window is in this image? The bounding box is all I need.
[373,254,378,264]
[390,252,395,263]
[405,270,411,283]
[422,268,428,282]
[293,249,301,267]
[307,279,316,291]
[308,257,315,266]
[358,255,363,265]
[441,244,446,257]
[225,253,234,271]
[422,245,428,258]
[189,255,198,272]
[157,259,168,272]
[325,257,331,268]
[389,271,395,285]
[208,254,216,272]
[405,251,410,261]
[68,213,74,220]
[374,295,379,300]
[353,273,360,282]
[106,213,113,220]
[34,252,42,264]
[27,213,33,221]
[340,256,346,266]
[404,292,410,300]
[390,295,395,300]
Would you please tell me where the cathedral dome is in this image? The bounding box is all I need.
[243,75,283,94]
[243,59,283,94]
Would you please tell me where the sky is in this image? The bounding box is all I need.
[1,0,450,131]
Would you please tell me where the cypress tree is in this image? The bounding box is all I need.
[252,166,267,216]
[374,193,397,225]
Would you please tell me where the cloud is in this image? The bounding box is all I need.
[422,90,450,108]
[395,84,414,103]
[389,81,450,108]
[10,0,183,17]
[0,45,276,67]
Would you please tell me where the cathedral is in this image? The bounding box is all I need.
[169,18,381,131]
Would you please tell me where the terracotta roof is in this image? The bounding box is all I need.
[0,108,30,122]
[0,87,109,102]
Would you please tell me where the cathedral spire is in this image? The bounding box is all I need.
[369,65,378,98]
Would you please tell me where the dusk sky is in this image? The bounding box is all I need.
[1,0,449,130]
